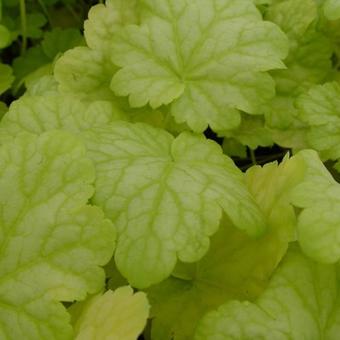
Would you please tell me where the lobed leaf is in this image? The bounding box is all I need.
[110,0,288,132]
[195,245,340,340]
[83,121,266,288]
[0,131,115,339]
[71,286,149,340]
[148,153,305,340]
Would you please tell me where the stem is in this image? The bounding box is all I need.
[249,148,257,165]
[19,0,27,54]
[37,0,53,27]
[66,4,81,24]
[256,152,287,163]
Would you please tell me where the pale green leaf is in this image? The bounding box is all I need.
[0,95,120,144]
[84,0,138,54]
[266,0,317,39]
[265,95,298,129]
[290,150,340,263]
[147,155,305,340]
[324,0,340,20]
[271,31,333,95]
[71,286,149,340]
[83,121,266,288]
[297,82,340,126]
[54,46,118,102]
[0,131,115,339]
[297,82,340,162]
[195,246,339,340]
[266,96,309,150]
[266,0,332,95]
[263,0,332,142]
[25,75,59,96]
[110,0,288,132]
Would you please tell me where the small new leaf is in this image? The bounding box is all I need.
[71,286,149,340]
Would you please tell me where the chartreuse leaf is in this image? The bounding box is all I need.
[0,94,125,144]
[54,46,118,101]
[296,82,340,165]
[84,0,138,54]
[70,286,149,340]
[0,131,115,339]
[55,0,138,102]
[291,149,340,264]
[324,0,340,20]
[25,75,58,96]
[265,0,332,95]
[264,0,332,150]
[266,0,317,41]
[0,92,177,144]
[297,82,340,127]
[82,121,266,288]
[195,245,339,340]
[147,154,305,340]
[110,0,288,132]
[265,96,309,151]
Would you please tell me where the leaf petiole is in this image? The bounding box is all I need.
[249,148,257,165]
[19,0,27,54]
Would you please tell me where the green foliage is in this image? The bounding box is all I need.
[70,286,149,340]
[195,245,339,339]
[2,0,340,339]
[0,131,115,339]
[0,0,86,97]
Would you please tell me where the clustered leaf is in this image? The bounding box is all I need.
[2,0,340,339]
[291,149,340,263]
[0,94,118,144]
[83,121,266,288]
[0,131,115,339]
[147,154,304,340]
[110,0,288,132]
[297,82,340,169]
[324,0,340,20]
[195,245,340,339]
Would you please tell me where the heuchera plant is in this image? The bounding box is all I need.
[3,0,340,339]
